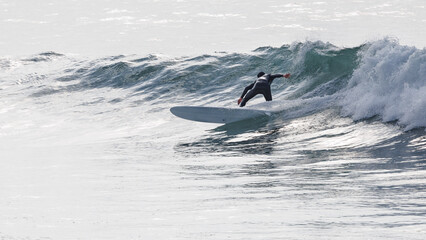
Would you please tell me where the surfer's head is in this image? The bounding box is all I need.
[257,72,265,78]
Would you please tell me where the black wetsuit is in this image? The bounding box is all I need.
[239,74,284,107]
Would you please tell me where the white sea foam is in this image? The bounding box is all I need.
[341,39,426,130]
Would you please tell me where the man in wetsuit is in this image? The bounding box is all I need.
[238,72,291,107]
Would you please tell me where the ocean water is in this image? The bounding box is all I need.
[1,39,425,239]
[1,0,426,56]
[1,0,426,240]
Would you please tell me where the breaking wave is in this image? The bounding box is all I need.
[1,38,425,130]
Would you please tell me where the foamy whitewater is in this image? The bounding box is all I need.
[1,39,425,239]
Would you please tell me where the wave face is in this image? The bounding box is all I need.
[1,39,425,130]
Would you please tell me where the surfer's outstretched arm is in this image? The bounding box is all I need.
[268,73,291,84]
[270,74,284,79]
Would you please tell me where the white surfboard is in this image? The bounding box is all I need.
[170,106,271,124]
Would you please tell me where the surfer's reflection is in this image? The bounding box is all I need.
[176,117,283,155]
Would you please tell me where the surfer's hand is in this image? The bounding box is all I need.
[237,98,242,105]
[283,73,291,78]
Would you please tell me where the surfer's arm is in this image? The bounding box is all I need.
[270,73,291,84]
[271,73,291,79]
[240,82,255,98]
[270,74,284,79]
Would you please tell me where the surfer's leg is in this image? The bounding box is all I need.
[260,85,272,101]
[240,89,259,107]
[264,89,272,101]
[262,84,272,101]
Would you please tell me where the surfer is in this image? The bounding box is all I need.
[238,72,291,107]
